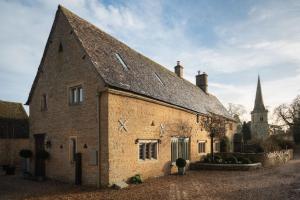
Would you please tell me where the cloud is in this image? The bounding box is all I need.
[0,0,299,123]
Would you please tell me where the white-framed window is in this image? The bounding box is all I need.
[69,136,77,162]
[198,141,206,154]
[171,137,189,163]
[69,86,83,104]
[214,141,220,152]
[138,140,158,160]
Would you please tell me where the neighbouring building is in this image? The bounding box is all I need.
[0,100,29,167]
[251,76,269,140]
[26,5,237,186]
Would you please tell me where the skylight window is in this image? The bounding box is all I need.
[115,53,129,71]
[154,72,164,86]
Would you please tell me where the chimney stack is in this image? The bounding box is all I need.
[174,61,183,78]
[196,71,208,93]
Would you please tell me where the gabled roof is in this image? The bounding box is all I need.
[26,5,233,120]
[0,100,28,119]
[253,76,267,112]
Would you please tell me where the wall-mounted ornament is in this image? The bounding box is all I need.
[160,123,165,137]
[60,145,63,149]
[151,121,155,126]
[84,144,88,149]
[118,118,128,132]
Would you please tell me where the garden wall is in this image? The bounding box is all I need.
[217,149,293,167]
[0,139,30,168]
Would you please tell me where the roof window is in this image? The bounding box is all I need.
[115,53,129,70]
[154,72,164,86]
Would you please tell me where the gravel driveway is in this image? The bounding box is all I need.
[1,154,300,200]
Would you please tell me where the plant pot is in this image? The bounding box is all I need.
[5,166,15,175]
[178,167,185,175]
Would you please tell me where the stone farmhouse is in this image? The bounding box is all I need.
[26,5,237,186]
[0,100,29,167]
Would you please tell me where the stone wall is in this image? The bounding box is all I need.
[0,139,30,167]
[106,89,237,185]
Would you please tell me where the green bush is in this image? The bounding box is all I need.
[130,174,143,184]
[224,156,238,164]
[214,155,223,164]
[176,158,187,168]
[19,149,33,158]
[237,157,252,164]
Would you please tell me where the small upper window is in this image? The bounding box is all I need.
[69,86,83,105]
[41,94,47,111]
[260,117,263,121]
[115,53,129,70]
[59,42,63,52]
[154,72,164,86]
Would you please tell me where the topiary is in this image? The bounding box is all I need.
[176,158,187,168]
[36,150,50,160]
[19,149,33,158]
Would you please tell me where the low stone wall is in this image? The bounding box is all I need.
[0,139,30,168]
[215,149,293,167]
[190,162,262,171]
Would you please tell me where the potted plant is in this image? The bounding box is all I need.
[19,149,33,177]
[176,158,187,175]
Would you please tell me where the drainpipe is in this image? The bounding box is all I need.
[97,91,102,188]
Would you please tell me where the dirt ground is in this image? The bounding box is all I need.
[1,154,300,200]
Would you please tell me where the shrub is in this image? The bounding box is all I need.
[19,149,33,158]
[203,154,212,163]
[214,155,223,164]
[130,174,143,184]
[237,157,252,164]
[36,150,50,160]
[224,156,238,164]
[176,158,187,168]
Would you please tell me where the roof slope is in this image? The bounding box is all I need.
[27,5,232,120]
[253,76,267,112]
[0,100,28,119]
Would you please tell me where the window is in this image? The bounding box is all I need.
[198,141,206,153]
[214,141,220,152]
[41,94,47,111]
[69,86,83,104]
[196,114,200,123]
[260,117,264,121]
[69,137,77,162]
[138,140,158,160]
[171,137,189,163]
[115,53,129,70]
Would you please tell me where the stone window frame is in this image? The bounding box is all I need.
[138,139,159,162]
[68,84,84,105]
[197,140,206,154]
[69,136,77,163]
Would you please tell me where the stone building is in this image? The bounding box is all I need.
[0,100,29,167]
[26,5,237,186]
[251,76,269,140]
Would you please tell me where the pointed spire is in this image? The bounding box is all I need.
[253,75,266,111]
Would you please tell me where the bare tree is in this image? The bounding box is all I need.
[227,103,247,122]
[274,95,300,143]
[201,113,227,160]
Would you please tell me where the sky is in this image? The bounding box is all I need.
[0,0,300,122]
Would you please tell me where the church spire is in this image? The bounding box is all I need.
[253,75,266,112]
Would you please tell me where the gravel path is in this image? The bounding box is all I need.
[1,152,300,200]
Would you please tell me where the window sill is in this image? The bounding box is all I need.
[138,158,158,163]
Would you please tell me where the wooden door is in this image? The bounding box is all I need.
[34,134,45,177]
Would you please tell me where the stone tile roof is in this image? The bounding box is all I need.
[27,5,233,120]
[0,100,28,119]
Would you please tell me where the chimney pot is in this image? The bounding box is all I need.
[196,71,208,93]
[174,61,183,78]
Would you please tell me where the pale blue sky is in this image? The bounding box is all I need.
[1,0,300,121]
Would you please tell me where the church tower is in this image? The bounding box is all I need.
[251,76,269,140]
